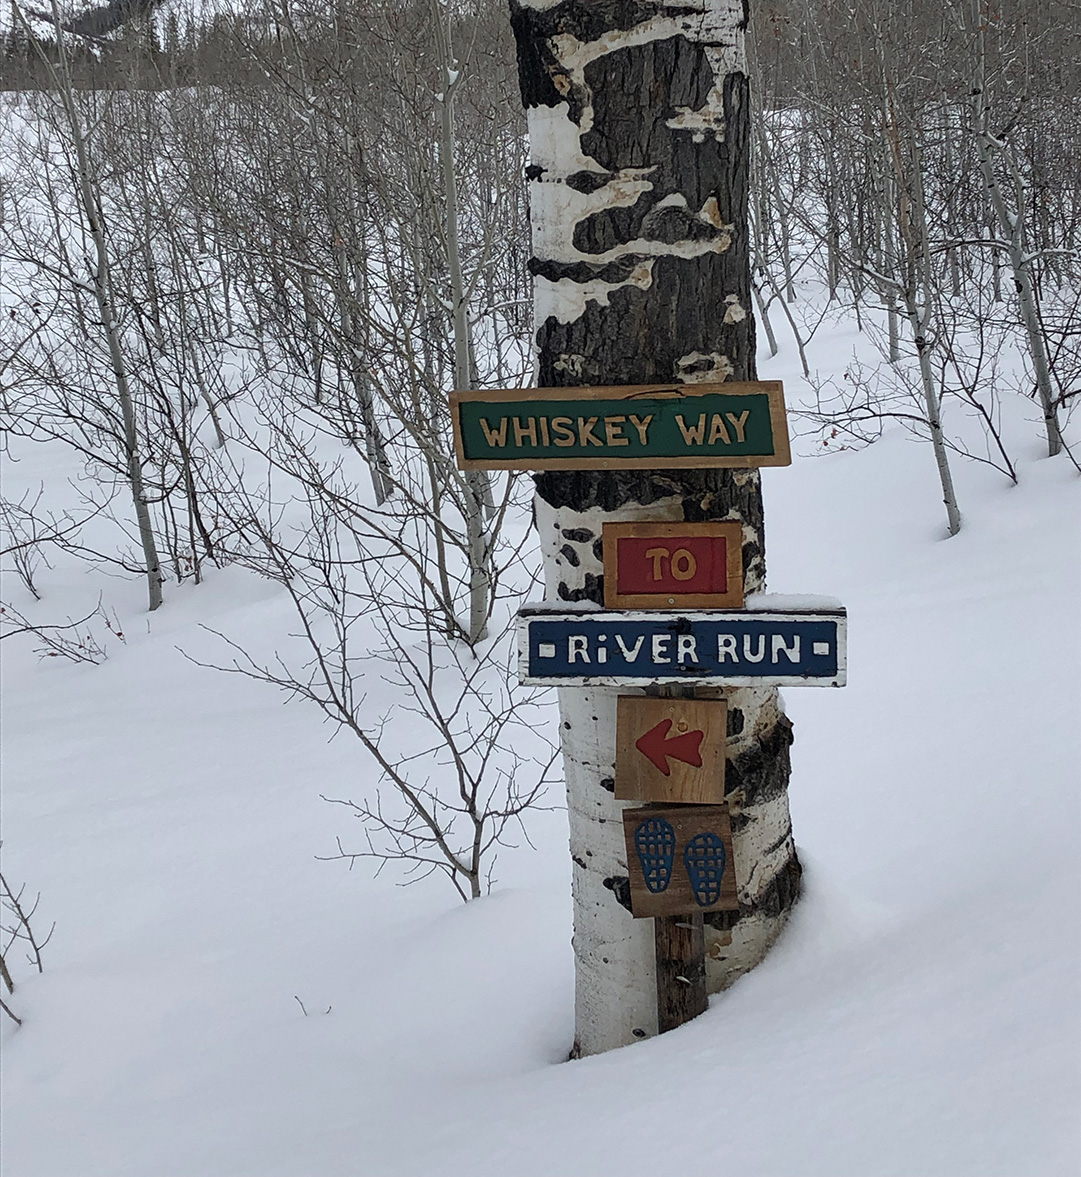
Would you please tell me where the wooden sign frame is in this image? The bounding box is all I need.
[623,804,739,918]
[450,382,790,471]
[602,521,744,610]
[615,696,726,804]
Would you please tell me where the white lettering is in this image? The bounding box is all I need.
[568,635,590,663]
[742,634,766,662]
[772,634,800,663]
[651,634,671,663]
[677,635,698,664]
[537,643,556,659]
[615,635,645,662]
[717,634,739,662]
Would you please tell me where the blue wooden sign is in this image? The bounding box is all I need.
[517,599,846,687]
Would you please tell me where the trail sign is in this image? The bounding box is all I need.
[450,382,790,471]
[603,521,743,610]
[518,598,846,687]
[623,804,739,918]
[615,697,726,805]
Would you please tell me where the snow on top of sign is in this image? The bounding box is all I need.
[527,598,604,614]
[743,592,844,612]
[519,593,843,615]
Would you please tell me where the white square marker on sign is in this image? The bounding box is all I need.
[538,643,557,658]
[812,642,830,655]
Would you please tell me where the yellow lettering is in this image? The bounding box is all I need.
[604,416,629,446]
[676,414,707,445]
[725,410,750,442]
[551,417,575,447]
[539,417,550,447]
[645,546,668,581]
[707,414,731,445]
[479,418,507,448]
[671,548,697,580]
[577,416,603,446]
[513,417,538,447]
[629,414,653,444]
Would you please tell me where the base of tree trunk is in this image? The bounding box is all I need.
[537,490,800,1056]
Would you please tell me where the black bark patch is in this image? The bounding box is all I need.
[514,1,700,49]
[581,35,716,175]
[508,1,566,109]
[592,539,605,561]
[562,527,594,542]
[573,193,652,255]
[726,707,744,737]
[599,777,615,793]
[528,254,651,286]
[558,572,603,602]
[525,164,547,181]
[560,543,581,566]
[642,204,725,244]
[536,253,755,390]
[538,469,685,512]
[603,875,634,912]
[566,170,615,193]
[573,855,588,869]
[725,714,795,808]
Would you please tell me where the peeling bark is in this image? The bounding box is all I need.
[512,0,799,1056]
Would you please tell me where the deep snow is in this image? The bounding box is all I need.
[3,330,1080,1175]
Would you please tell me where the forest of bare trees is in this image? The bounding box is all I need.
[2,0,1078,898]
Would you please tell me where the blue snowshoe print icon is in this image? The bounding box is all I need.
[683,831,726,906]
[634,817,676,893]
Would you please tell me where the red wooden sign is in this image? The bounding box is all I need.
[602,521,743,609]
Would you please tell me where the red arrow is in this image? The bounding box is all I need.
[635,719,704,776]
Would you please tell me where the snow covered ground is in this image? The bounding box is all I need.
[4,320,1080,1175]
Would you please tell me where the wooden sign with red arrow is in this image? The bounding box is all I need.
[615,696,726,805]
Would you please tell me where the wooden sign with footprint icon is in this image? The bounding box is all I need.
[622,804,740,917]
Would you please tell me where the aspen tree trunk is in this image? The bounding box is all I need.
[968,0,1062,458]
[432,0,493,643]
[18,0,164,611]
[510,0,800,1056]
[894,122,962,538]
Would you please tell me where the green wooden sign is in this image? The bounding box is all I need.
[450,382,790,471]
